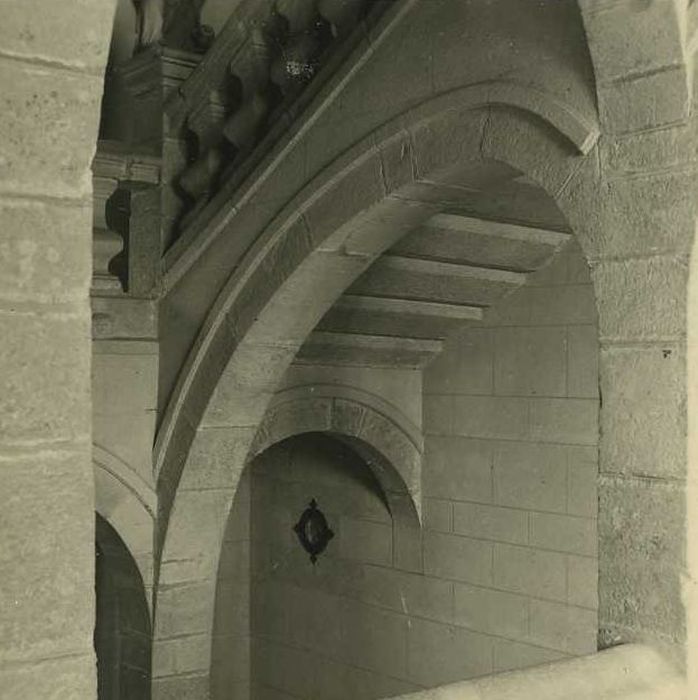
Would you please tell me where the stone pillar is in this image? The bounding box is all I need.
[0,3,115,697]
[564,119,698,672]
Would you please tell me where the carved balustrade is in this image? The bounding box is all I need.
[162,0,388,233]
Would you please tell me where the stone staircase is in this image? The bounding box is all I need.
[297,213,571,368]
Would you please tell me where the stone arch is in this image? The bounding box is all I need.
[150,92,609,693]
[250,390,423,532]
[94,444,156,602]
[95,514,152,700]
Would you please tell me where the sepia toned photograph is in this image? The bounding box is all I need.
[1,0,696,698]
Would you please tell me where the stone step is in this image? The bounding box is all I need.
[317,294,482,339]
[348,254,526,307]
[295,330,443,369]
[392,213,570,272]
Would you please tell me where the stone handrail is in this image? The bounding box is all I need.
[162,0,393,230]
[386,646,685,700]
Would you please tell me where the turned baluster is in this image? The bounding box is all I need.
[222,31,275,161]
[317,0,366,38]
[269,0,325,94]
[178,93,228,201]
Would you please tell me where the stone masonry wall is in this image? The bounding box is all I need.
[0,2,116,697]
[422,238,599,670]
[211,472,252,700]
[249,434,421,700]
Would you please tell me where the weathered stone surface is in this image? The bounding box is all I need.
[0,449,94,663]
[593,256,687,342]
[0,0,116,70]
[0,62,103,198]
[0,199,91,303]
[600,345,686,480]
[598,474,686,645]
[177,426,253,492]
[0,308,90,445]
[0,654,96,699]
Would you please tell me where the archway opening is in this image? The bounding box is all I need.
[95,514,152,700]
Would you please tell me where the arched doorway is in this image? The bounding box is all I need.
[95,515,152,700]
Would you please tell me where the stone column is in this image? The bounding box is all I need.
[0,3,115,697]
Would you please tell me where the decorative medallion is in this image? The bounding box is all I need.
[293,499,334,563]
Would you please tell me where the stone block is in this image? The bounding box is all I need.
[152,673,208,700]
[598,474,686,644]
[493,442,567,513]
[407,618,493,687]
[423,394,454,435]
[160,489,233,581]
[204,343,297,428]
[409,108,487,181]
[211,634,250,684]
[314,659,418,700]
[0,448,94,663]
[567,555,598,611]
[0,199,91,303]
[153,633,209,677]
[494,326,567,397]
[178,427,253,492]
[426,329,494,396]
[287,587,343,657]
[252,639,315,698]
[424,436,493,503]
[567,445,598,517]
[453,502,528,546]
[0,0,115,70]
[93,410,156,485]
[592,256,687,342]
[579,1,684,82]
[216,539,250,585]
[0,654,95,700]
[250,581,289,641]
[529,512,597,557]
[423,498,452,533]
[567,325,599,398]
[91,298,158,340]
[528,599,597,655]
[340,600,408,678]
[480,107,579,197]
[493,543,567,602]
[525,246,572,287]
[424,531,493,587]
[393,523,424,573]
[92,351,158,414]
[155,580,216,639]
[493,638,567,673]
[451,396,529,441]
[598,66,690,134]
[338,517,392,566]
[0,308,90,445]
[529,397,598,445]
[303,154,385,247]
[564,167,698,259]
[214,582,250,637]
[600,345,685,479]
[358,566,453,623]
[454,583,528,640]
[528,284,597,327]
[0,62,103,198]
